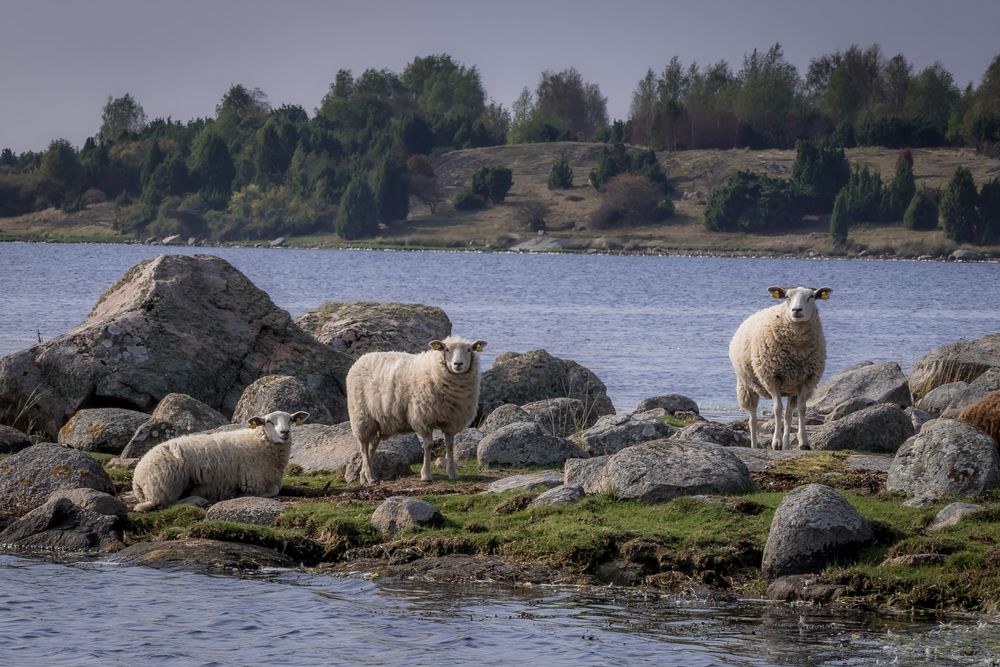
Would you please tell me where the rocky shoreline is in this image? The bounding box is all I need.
[4,234,997,264]
[2,253,1000,613]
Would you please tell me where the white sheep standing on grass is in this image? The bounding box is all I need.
[347,336,486,485]
[132,410,309,512]
[729,286,831,450]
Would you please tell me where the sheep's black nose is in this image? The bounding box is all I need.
[453,361,464,368]
[792,308,803,315]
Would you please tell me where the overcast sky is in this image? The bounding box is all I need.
[2,0,999,154]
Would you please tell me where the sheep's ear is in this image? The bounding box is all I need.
[768,286,786,299]
[291,411,309,425]
[815,287,832,300]
[472,340,487,352]
[248,416,265,429]
[429,340,445,351]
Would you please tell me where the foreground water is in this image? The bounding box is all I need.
[2,242,999,419]
[4,555,1000,667]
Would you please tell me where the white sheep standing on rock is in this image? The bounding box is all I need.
[131,410,309,512]
[347,336,486,485]
[729,286,831,450]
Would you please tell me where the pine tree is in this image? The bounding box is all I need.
[336,176,378,239]
[903,188,939,231]
[885,148,916,221]
[941,166,980,242]
[830,189,851,244]
[373,157,410,223]
[547,154,574,190]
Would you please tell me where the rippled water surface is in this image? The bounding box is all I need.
[4,555,1000,667]
[2,242,999,419]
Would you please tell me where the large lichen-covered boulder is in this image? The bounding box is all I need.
[675,421,750,448]
[0,497,124,553]
[371,496,443,537]
[56,407,150,454]
[0,254,353,439]
[886,418,1000,501]
[574,413,676,456]
[761,484,874,581]
[47,488,128,523]
[521,397,595,437]
[941,368,1000,418]
[150,393,228,432]
[809,361,912,417]
[479,404,532,435]
[571,438,752,503]
[477,421,586,468]
[288,422,420,474]
[478,349,615,419]
[808,403,915,453]
[0,443,113,518]
[296,301,451,358]
[231,374,335,425]
[908,333,1000,401]
[120,418,182,460]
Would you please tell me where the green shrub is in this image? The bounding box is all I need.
[704,170,804,233]
[591,174,673,230]
[336,176,378,240]
[471,166,513,203]
[547,154,574,190]
[884,148,916,221]
[514,200,548,231]
[839,164,886,223]
[941,166,980,243]
[791,140,850,211]
[453,188,486,211]
[976,178,1000,244]
[373,157,409,224]
[903,188,939,231]
[830,189,851,244]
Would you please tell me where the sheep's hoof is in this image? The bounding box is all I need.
[798,444,811,451]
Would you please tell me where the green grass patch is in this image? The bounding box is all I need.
[125,505,206,540]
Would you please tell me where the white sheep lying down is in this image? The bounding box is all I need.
[729,286,831,450]
[347,336,486,485]
[132,410,309,512]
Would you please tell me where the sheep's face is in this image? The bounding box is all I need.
[248,410,309,444]
[769,286,832,323]
[430,338,487,374]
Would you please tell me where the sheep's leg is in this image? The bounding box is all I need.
[419,432,435,483]
[770,393,784,450]
[783,396,795,449]
[796,391,811,450]
[747,393,760,449]
[443,432,458,481]
[359,438,377,486]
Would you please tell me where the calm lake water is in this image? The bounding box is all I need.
[2,242,999,420]
[4,554,1000,667]
[3,242,1000,665]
